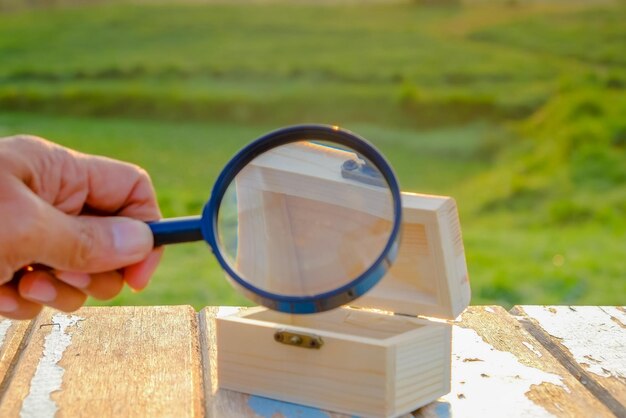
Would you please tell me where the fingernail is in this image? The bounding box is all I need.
[112,219,152,257]
[56,272,91,289]
[23,277,56,303]
[0,295,18,312]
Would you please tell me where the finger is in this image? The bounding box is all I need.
[19,270,87,313]
[56,270,124,301]
[123,247,163,291]
[0,176,49,283]
[0,284,42,320]
[85,271,124,300]
[2,179,154,275]
[0,264,13,286]
[80,154,161,220]
[35,208,154,274]
[55,271,91,289]
[2,136,161,220]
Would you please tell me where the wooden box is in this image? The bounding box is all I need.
[216,144,471,417]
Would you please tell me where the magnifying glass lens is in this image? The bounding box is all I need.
[216,140,395,298]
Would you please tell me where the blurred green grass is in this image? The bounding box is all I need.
[0,1,624,309]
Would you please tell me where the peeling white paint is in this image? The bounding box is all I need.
[418,326,568,417]
[20,314,83,418]
[0,319,12,349]
[522,306,625,380]
[523,341,543,358]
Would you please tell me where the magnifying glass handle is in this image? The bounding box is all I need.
[148,216,204,247]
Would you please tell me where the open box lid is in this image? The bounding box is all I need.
[351,192,471,320]
[237,142,470,320]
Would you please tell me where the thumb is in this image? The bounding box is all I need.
[38,209,154,273]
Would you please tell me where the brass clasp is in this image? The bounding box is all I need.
[274,330,324,349]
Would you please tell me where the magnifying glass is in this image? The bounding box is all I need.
[148,124,402,314]
[13,125,401,314]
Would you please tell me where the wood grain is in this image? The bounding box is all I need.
[512,305,626,417]
[0,306,203,418]
[0,318,33,394]
[416,306,614,418]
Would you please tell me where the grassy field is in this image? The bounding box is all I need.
[0,1,624,309]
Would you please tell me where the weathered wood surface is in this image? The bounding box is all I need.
[0,305,623,417]
[0,306,203,418]
[512,305,626,417]
[0,318,32,390]
[416,306,615,418]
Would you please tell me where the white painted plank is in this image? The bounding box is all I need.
[20,314,83,418]
[415,306,614,418]
[513,305,626,414]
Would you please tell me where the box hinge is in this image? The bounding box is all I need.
[341,157,386,187]
[274,330,324,349]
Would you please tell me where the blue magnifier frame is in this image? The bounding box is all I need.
[149,124,402,314]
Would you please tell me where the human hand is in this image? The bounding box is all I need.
[0,135,162,319]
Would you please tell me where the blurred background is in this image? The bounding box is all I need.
[0,0,624,309]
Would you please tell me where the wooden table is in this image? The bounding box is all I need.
[0,306,623,417]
